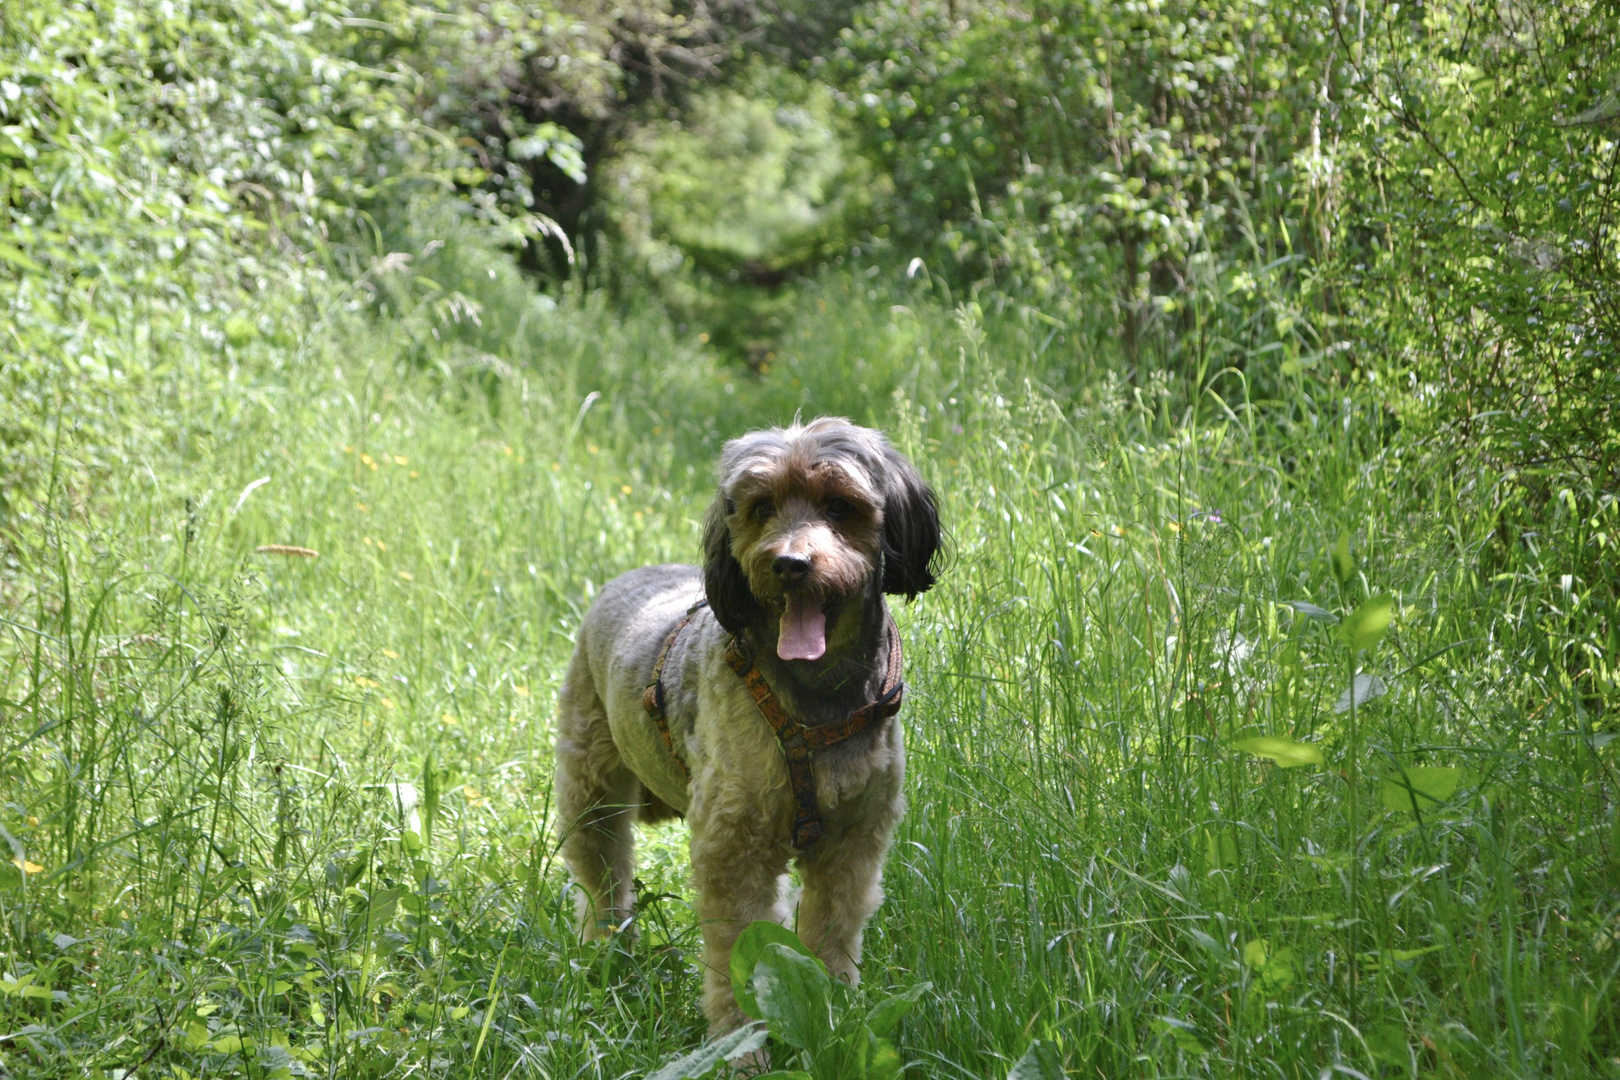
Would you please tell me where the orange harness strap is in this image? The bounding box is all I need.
[724,617,905,848]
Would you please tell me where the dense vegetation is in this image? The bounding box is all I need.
[2,0,1616,1077]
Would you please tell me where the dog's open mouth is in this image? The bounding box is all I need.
[778,593,827,661]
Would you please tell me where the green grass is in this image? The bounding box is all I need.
[1,236,1617,1079]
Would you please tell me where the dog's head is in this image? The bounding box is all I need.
[702,418,943,661]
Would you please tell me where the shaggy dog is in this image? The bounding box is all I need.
[553,417,942,1033]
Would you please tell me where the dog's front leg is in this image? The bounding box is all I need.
[795,813,897,986]
[688,790,790,1034]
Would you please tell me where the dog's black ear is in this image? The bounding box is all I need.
[703,493,760,634]
[881,447,944,598]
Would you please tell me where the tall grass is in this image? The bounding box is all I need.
[1,229,1615,1078]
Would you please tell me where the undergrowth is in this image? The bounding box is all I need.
[1,227,1617,1077]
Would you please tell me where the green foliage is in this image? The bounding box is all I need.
[731,919,823,1020]
[1342,595,1394,653]
[2,0,1619,1076]
[0,0,593,537]
[612,66,877,277]
[1231,735,1324,769]
[605,64,882,356]
[656,922,925,1079]
[833,0,1334,376]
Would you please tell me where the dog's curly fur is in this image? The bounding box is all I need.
[553,417,942,1032]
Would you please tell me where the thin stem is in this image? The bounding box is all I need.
[1346,645,1360,1027]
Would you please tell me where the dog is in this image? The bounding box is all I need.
[553,417,942,1033]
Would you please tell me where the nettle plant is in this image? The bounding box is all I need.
[649,923,1060,1080]
[1233,530,1467,1017]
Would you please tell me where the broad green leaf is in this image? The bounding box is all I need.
[223,316,257,346]
[1242,940,1296,996]
[1342,595,1394,651]
[867,1033,904,1080]
[1284,599,1338,623]
[1154,1016,1209,1055]
[1330,530,1354,586]
[1233,736,1324,768]
[751,944,833,1052]
[1381,766,1463,814]
[1333,673,1388,712]
[646,1023,768,1080]
[1205,828,1239,871]
[866,981,929,1037]
[730,921,818,1020]
[1008,1039,1065,1080]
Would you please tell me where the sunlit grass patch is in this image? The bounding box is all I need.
[1,256,1615,1077]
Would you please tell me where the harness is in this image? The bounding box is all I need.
[642,599,906,848]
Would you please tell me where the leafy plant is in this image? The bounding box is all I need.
[650,922,928,1079]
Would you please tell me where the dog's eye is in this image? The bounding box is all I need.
[752,499,775,522]
[826,497,852,520]
[725,497,737,516]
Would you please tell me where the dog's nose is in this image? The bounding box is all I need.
[772,553,811,582]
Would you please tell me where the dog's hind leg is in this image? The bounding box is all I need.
[554,649,639,940]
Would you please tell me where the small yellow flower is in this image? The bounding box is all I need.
[357,502,369,513]
[363,536,374,546]
[463,786,490,808]
[354,676,380,688]
[502,446,514,457]
[552,462,561,472]
[620,485,632,495]
[513,685,529,697]
[1167,521,1182,533]
[699,332,710,343]
[26,816,39,827]
[587,443,598,455]
[634,510,644,521]
[342,445,354,454]
[398,571,413,581]
[380,697,396,710]
[441,713,458,726]
[1089,529,1103,538]
[361,453,377,470]
[375,539,387,551]
[394,455,409,466]
[409,470,419,478]
[12,857,43,875]
[382,649,399,659]
[1113,524,1126,536]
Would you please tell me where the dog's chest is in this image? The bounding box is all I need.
[690,674,904,831]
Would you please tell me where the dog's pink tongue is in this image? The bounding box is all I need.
[778,595,827,661]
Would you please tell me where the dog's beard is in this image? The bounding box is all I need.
[777,594,827,661]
